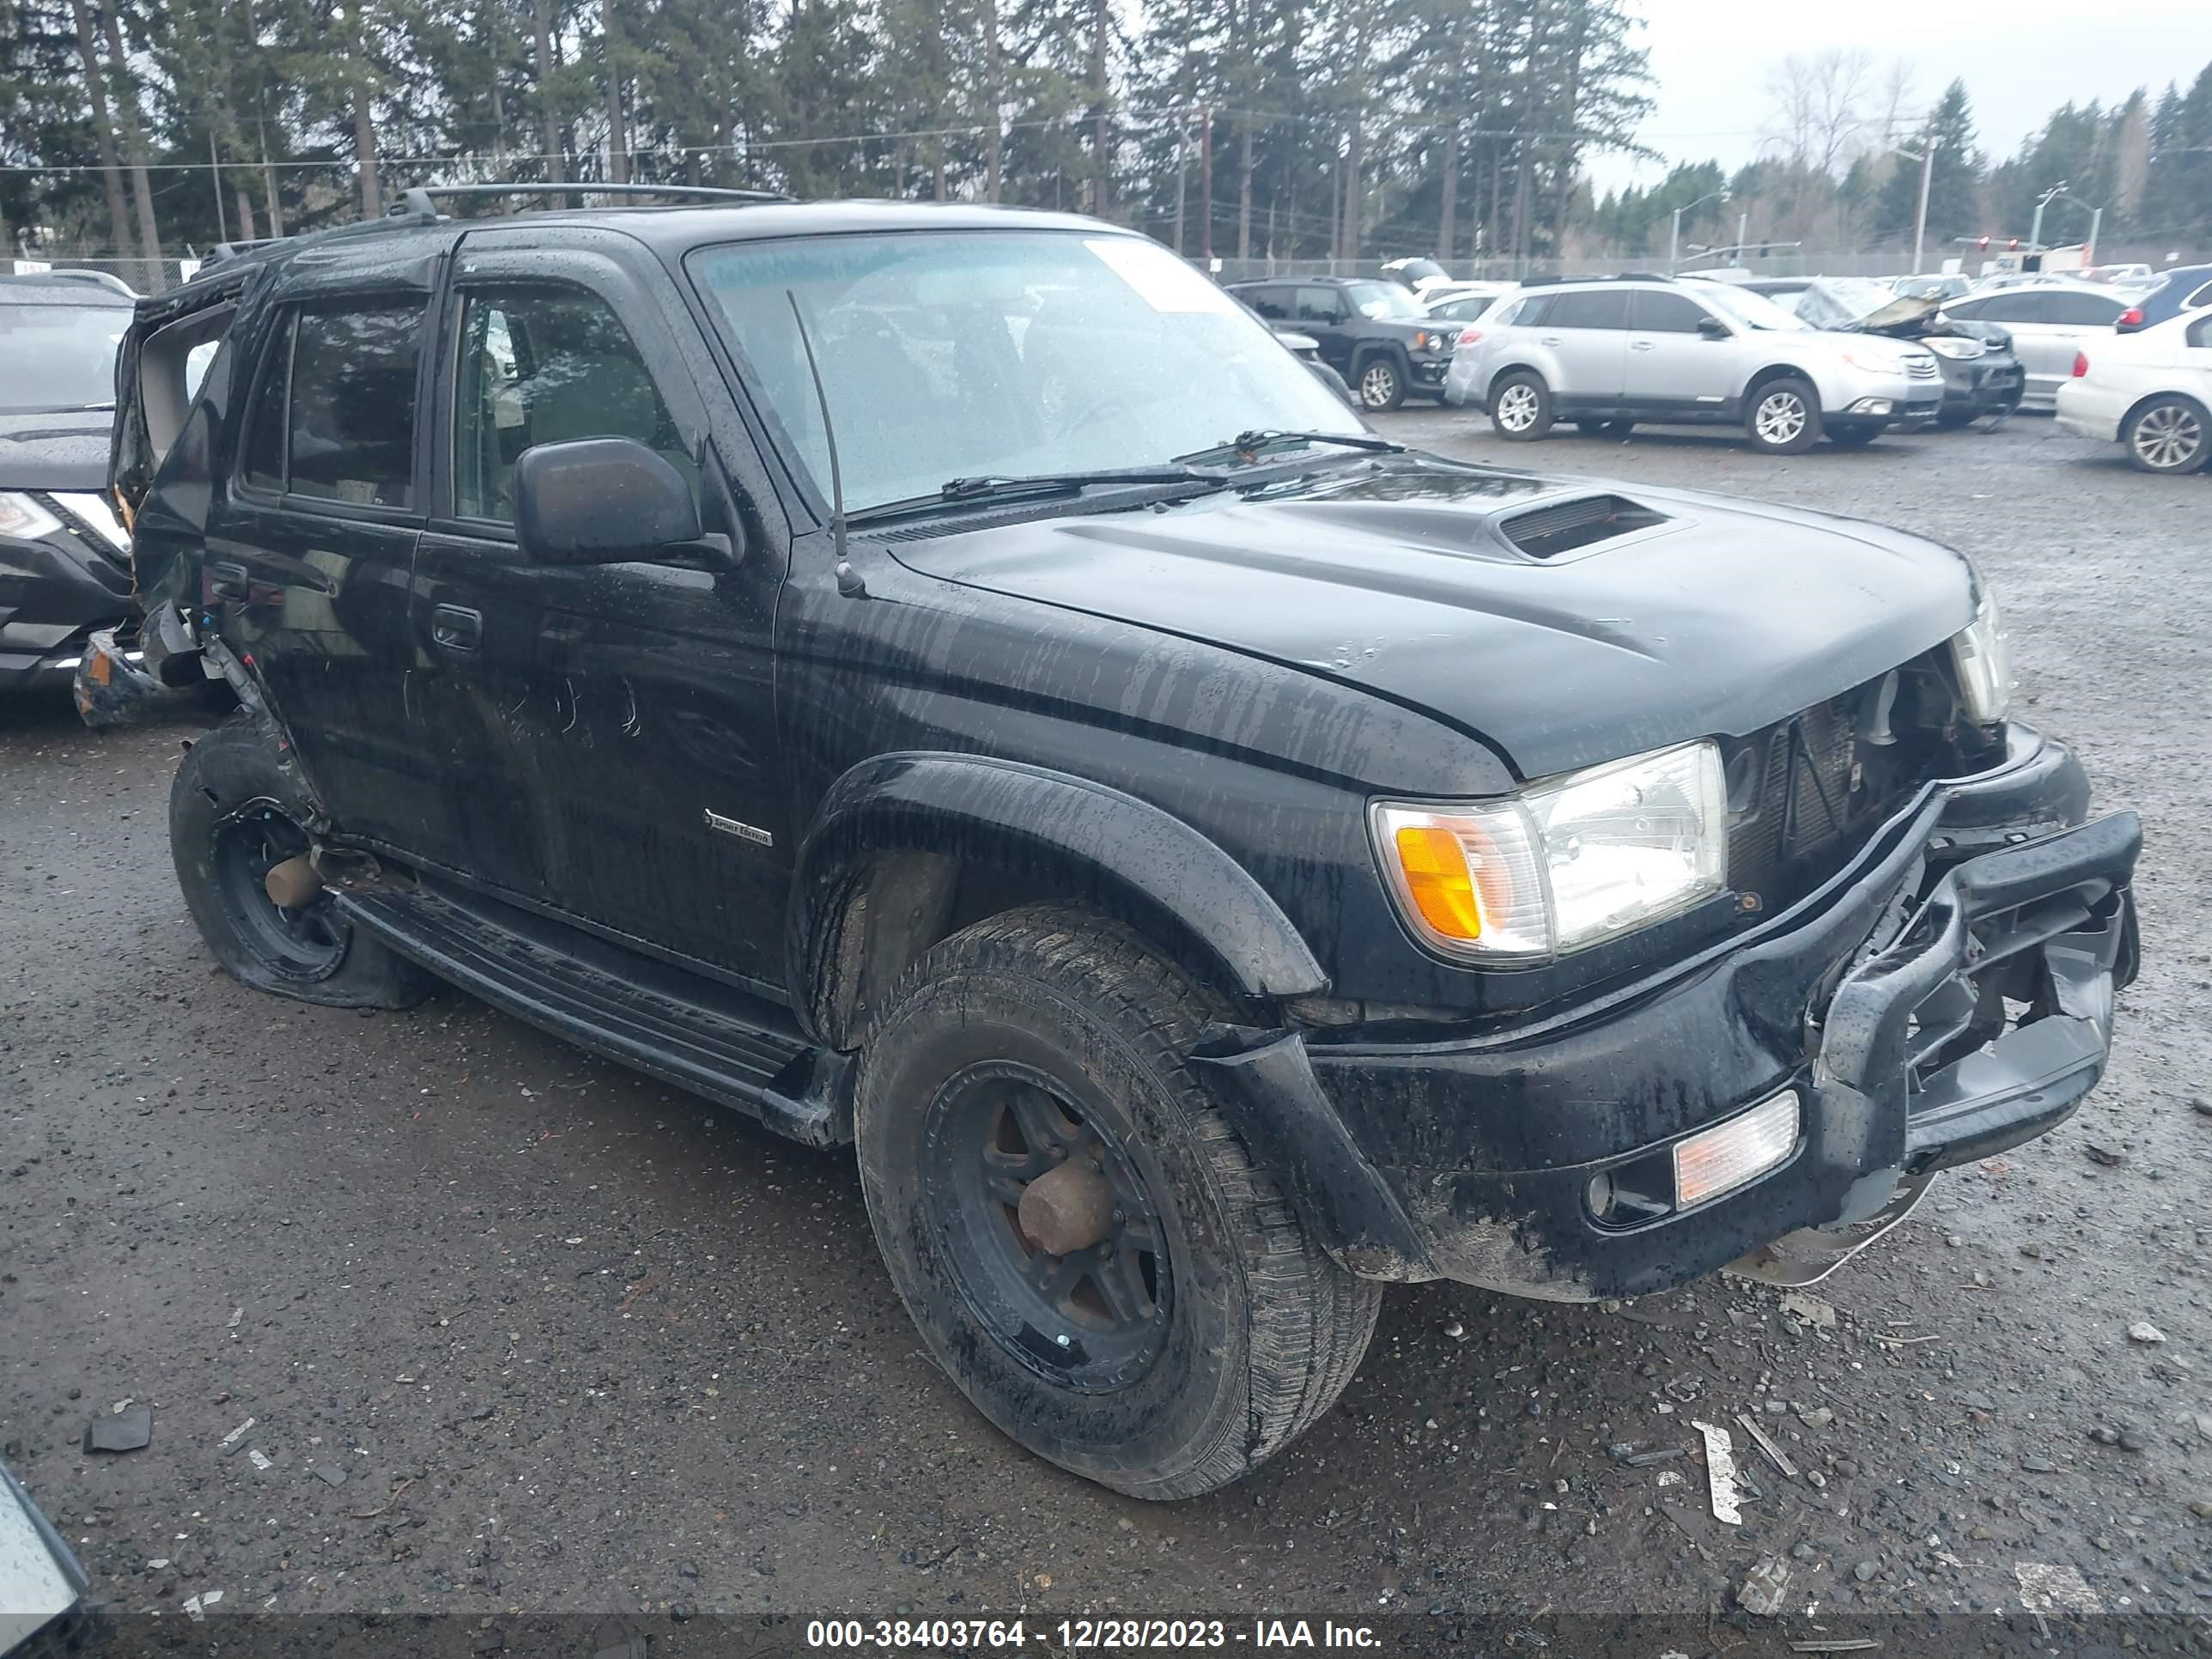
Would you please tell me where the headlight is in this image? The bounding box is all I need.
[0,491,63,543]
[1949,586,2012,725]
[1924,336,1985,361]
[1838,348,1912,375]
[1373,739,1729,963]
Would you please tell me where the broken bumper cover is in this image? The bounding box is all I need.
[1197,728,2140,1299]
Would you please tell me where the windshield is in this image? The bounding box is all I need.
[690,231,1362,514]
[1796,278,1900,328]
[1342,280,1423,319]
[1696,283,1808,332]
[0,303,125,411]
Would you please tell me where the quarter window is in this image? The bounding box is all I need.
[452,285,690,524]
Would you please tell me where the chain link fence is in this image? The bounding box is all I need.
[9,254,201,294]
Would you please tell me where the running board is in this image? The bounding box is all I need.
[337,881,848,1146]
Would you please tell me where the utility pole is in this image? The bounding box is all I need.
[1198,104,1212,262]
[1171,112,1188,256]
[2086,206,2102,263]
[2028,183,2063,253]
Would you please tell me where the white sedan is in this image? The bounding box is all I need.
[2054,310,2212,474]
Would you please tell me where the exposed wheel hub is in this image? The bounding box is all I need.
[922,1062,1171,1390]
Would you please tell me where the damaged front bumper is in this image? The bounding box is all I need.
[1196,727,2141,1300]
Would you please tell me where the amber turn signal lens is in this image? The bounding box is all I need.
[1392,824,1485,940]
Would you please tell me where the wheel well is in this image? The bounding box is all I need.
[804,848,1250,1051]
[2121,388,2209,432]
[1745,363,1810,399]
[1487,363,1543,403]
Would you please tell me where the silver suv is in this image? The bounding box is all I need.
[1444,276,1942,454]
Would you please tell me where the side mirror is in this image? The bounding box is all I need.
[514,437,704,565]
[1697,314,1732,340]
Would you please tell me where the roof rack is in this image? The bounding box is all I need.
[393,182,791,217]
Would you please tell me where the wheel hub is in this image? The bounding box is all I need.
[1018,1157,1115,1256]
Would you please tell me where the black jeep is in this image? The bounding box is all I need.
[1226,275,1455,411]
[108,191,2140,1500]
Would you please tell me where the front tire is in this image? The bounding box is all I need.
[2123,395,2210,474]
[1825,423,1883,447]
[1746,376,1822,454]
[854,905,1382,1500]
[1489,371,1553,441]
[1355,355,1406,412]
[170,715,428,1009]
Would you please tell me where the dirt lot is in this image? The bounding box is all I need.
[4,409,2209,1647]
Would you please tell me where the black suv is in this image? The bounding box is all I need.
[1,271,138,689]
[1227,275,1455,410]
[108,193,2141,1500]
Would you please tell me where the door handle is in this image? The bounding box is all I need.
[1539,336,1562,346]
[209,561,250,602]
[1630,339,1656,351]
[430,604,483,653]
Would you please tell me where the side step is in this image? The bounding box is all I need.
[336,880,848,1146]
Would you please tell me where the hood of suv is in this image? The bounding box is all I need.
[886,457,1976,779]
[0,410,112,492]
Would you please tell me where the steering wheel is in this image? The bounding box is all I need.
[1053,383,1150,441]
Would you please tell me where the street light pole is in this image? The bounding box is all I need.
[1667,189,1727,273]
[1911,142,1936,275]
[2029,183,2063,254]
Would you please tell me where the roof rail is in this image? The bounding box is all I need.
[7,267,138,298]
[1521,270,1675,288]
[393,182,792,217]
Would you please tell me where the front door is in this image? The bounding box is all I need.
[1295,284,1354,374]
[1624,288,1738,413]
[206,288,445,855]
[410,239,789,982]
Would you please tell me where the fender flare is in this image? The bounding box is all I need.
[788,752,1329,1027]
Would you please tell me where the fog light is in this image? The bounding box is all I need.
[1850,398,1894,416]
[1674,1091,1800,1209]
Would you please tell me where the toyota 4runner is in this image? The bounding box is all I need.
[102,191,2140,1499]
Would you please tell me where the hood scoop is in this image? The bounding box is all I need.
[1498,493,1668,559]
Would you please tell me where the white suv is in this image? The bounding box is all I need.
[1443,276,1942,454]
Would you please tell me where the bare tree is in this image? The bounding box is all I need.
[1764,48,1876,179]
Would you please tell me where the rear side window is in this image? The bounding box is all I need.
[1545,289,1632,330]
[239,299,425,508]
[1972,294,2053,325]
[1242,286,1291,322]
[2188,314,2212,349]
[2181,282,2212,310]
[2044,292,2122,325]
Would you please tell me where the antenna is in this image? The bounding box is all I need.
[785,289,865,600]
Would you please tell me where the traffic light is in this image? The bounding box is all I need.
[2007,238,2020,251]
[1978,236,1990,251]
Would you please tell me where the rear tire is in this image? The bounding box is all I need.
[1745,376,1822,455]
[854,905,1382,1499]
[169,714,428,1009]
[2122,395,2210,474]
[1489,371,1553,441]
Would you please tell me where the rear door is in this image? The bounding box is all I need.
[1622,288,1734,412]
[412,231,790,980]
[1537,288,1630,406]
[1957,293,2071,400]
[204,257,447,854]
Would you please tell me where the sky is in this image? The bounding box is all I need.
[1590,0,2212,200]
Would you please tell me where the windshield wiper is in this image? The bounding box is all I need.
[848,465,1224,522]
[1174,428,1405,465]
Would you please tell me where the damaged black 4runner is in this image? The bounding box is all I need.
[108,188,2141,1499]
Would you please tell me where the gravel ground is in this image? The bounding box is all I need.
[3,409,2209,1645]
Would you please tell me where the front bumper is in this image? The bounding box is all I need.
[1197,730,2140,1298]
[0,526,135,691]
[1409,354,1453,398]
[1936,352,2026,420]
